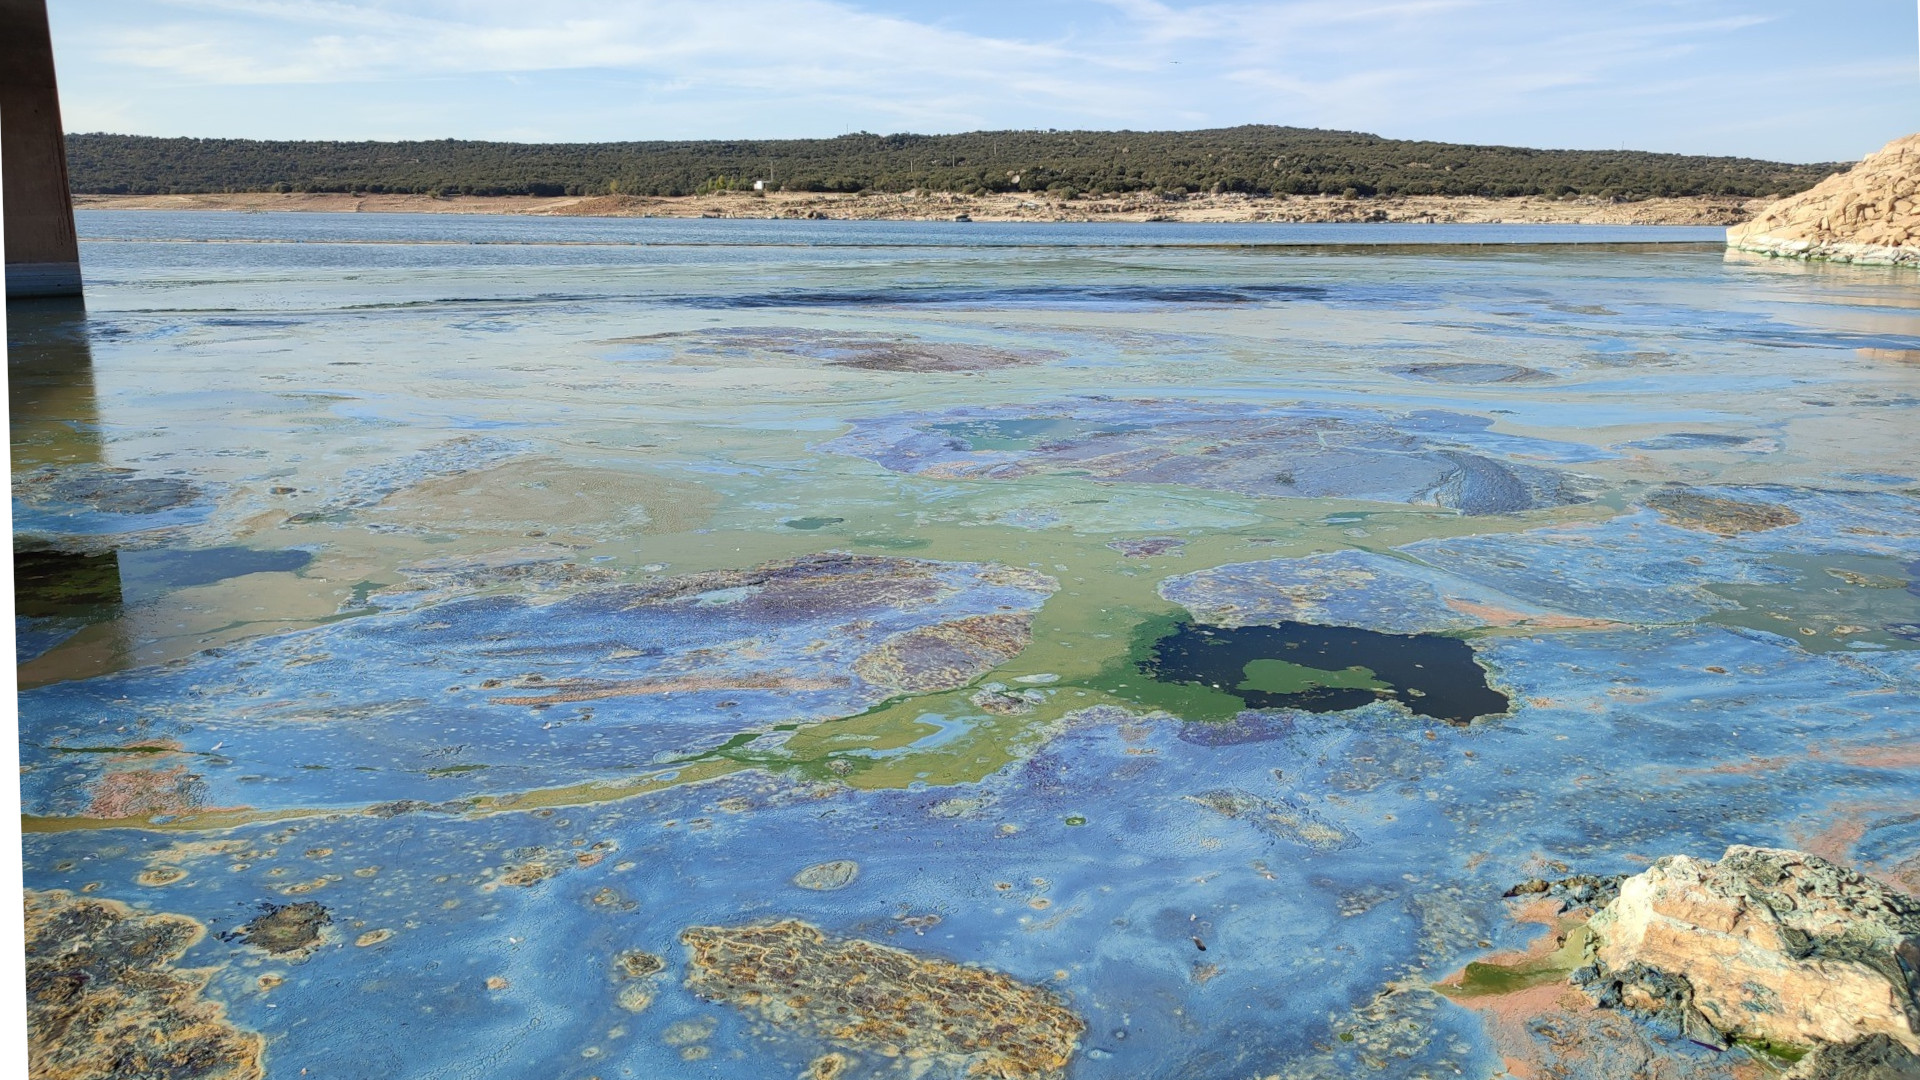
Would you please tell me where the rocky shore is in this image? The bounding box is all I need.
[1451,846,1920,1079]
[1729,133,1920,264]
[73,189,1761,226]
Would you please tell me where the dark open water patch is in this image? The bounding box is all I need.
[1140,620,1509,726]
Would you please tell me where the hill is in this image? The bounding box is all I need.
[65,126,1838,202]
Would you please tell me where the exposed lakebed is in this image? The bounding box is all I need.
[15,215,1920,1080]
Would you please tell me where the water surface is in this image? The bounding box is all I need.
[15,212,1920,1080]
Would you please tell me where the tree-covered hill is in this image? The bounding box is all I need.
[66,126,1839,201]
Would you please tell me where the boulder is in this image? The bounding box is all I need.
[1580,845,1920,1052]
[1729,133,1920,265]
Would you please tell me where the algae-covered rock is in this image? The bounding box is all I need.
[681,919,1083,1077]
[27,889,264,1080]
[1582,845,1920,1052]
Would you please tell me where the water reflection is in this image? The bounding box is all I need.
[9,297,129,668]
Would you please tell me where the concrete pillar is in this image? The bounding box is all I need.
[3,0,82,299]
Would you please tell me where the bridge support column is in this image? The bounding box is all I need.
[3,0,82,299]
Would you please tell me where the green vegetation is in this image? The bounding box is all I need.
[66,126,1838,200]
[1733,1037,1811,1065]
[1236,658,1387,695]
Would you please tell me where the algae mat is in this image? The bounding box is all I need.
[15,214,1920,1079]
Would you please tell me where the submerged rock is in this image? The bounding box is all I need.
[613,327,1057,372]
[27,889,264,1080]
[1386,361,1552,384]
[1644,487,1801,537]
[84,762,211,819]
[233,900,331,958]
[371,544,621,609]
[19,551,1056,817]
[791,860,860,890]
[1160,549,1608,635]
[1729,133,1920,265]
[852,612,1035,693]
[1186,789,1359,852]
[14,463,202,517]
[13,463,213,543]
[970,682,1046,715]
[681,919,1083,1078]
[1580,845,1920,1052]
[1106,535,1186,558]
[823,400,1602,515]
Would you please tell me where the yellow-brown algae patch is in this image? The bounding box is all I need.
[277,876,337,896]
[490,862,560,889]
[661,1017,716,1046]
[805,1052,851,1079]
[137,865,189,887]
[355,929,394,947]
[1644,489,1800,537]
[485,976,510,991]
[852,613,1035,693]
[27,889,265,1080]
[1442,598,1616,631]
[680,919,1083,1078]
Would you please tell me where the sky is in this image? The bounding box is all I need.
[46,0,1920,162]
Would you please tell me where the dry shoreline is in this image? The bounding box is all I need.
[74,190,1761,226]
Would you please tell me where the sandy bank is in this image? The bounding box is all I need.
[73,189,1762,226]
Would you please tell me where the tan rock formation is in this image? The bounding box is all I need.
[1729,134,1920,264]
[1583,845,1920,1052]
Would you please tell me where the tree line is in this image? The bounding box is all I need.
[66,126,1839,201]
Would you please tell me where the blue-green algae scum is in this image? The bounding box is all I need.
[16,214,1920,1079]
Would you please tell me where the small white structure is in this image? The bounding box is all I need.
[753,180,766,191]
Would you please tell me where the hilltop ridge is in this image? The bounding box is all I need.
[67,126,1836,203]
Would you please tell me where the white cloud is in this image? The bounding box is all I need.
[46,0,1920,159]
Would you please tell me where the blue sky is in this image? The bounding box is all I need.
[47,0,1920,162]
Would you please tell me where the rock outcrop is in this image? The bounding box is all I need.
[1729,134,1920,264]
[1578,846,1920,1053]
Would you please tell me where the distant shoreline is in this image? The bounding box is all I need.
[72,190,1759,227]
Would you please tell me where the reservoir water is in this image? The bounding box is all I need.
[16,212,1920,1079]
